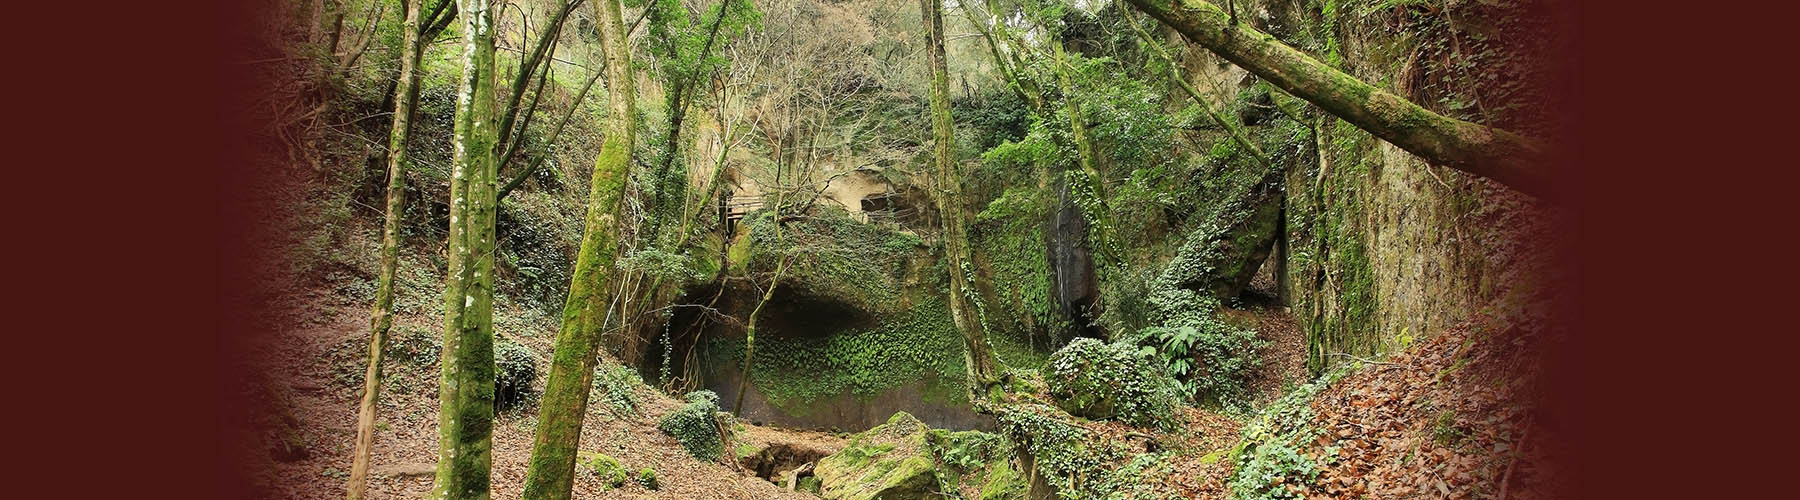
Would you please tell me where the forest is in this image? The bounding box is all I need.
[236,0,1567,498]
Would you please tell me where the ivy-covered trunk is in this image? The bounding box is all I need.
[433,1,499,499]
[519,0,636,497]
[1123,0,1550,199]
[921,0,999,394]
[347,1,426,499]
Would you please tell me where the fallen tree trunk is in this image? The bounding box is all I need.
[1124,0,1551,199]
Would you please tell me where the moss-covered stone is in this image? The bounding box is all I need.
[1042,338,1182,430]
[814,412,943,500]
[636,467,659,490]
[976,459,1026,500]
[578,451,628,490]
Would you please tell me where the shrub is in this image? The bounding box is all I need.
[1129,287,1264,409]
[658,390,724,461]
[593,363,643,417]
[494,339,538,411]
[1042,338,1182,430]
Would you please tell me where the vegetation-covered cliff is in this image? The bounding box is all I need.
[234,0,1566,498]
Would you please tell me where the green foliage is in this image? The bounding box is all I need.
[1227,367,1352,500]
[391,325,441,367]
[581,451,629,490]
[657,390,725,461]
[925,429,1003,473]
[497,194,582,315]
[1126,288,1265,410]
[1042,338,1182,430]
[740,205,916,310]
[1232,441,1319,500]
[973,186,1065,349]
[704,296,970,414]
[494,338,537,411]
[592,363,643,417]
[617,247,703,283]
[953,87,1031,154]
[993,403,1167,499]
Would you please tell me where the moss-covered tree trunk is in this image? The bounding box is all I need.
[519,0,636,497]
[433,1,499,499]
[347,2,426,499]
[1159,161,1285,300]
[1050,41,1102,188]
[1123,0,1550,199]
[921,0,999,394]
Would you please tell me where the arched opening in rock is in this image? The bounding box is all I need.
[739,442,830,484]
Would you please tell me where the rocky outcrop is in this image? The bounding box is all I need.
[1042,338,1183,430]
[815,412,942,500]
[815,412,1026,500]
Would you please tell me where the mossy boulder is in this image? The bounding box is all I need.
[1043,338,1182,429]
[977,459,1027,500]
[579,451,628,490]
[815,412,943,500]
[636,467,660,490]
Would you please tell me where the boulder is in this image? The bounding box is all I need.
[814,412,942,500]
[1043,338,1182,429]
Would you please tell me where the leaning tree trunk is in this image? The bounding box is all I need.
[1159,158,1286,300]
[921,0,999,394]
[346,2,426,499]
[519,0,636,497]
[433,1,499,500]
[1123,0,1551,199]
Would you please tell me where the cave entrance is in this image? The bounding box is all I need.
[649,281,881,394]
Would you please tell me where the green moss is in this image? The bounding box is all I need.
[579,452,629,490]
[972,187,1066,349]
[815,412,944,500]
[725,230,753,274]
[976,459,1026,500]
[738,206,915,312]
[1302,122,1383,374]
[636,467,660,490]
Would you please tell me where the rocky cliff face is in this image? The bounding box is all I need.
[1163,0,1563,372]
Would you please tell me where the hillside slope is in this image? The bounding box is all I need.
[244,290,846,500]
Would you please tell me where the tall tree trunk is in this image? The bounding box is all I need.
[321,0,345,56]
[433,1,499,499]
[519,0,636,497]
[733,178,792,414]
[1123,0,1550,199]
[921,0,999,394]
[1050,41,1104,188]
[347,2,427,499]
